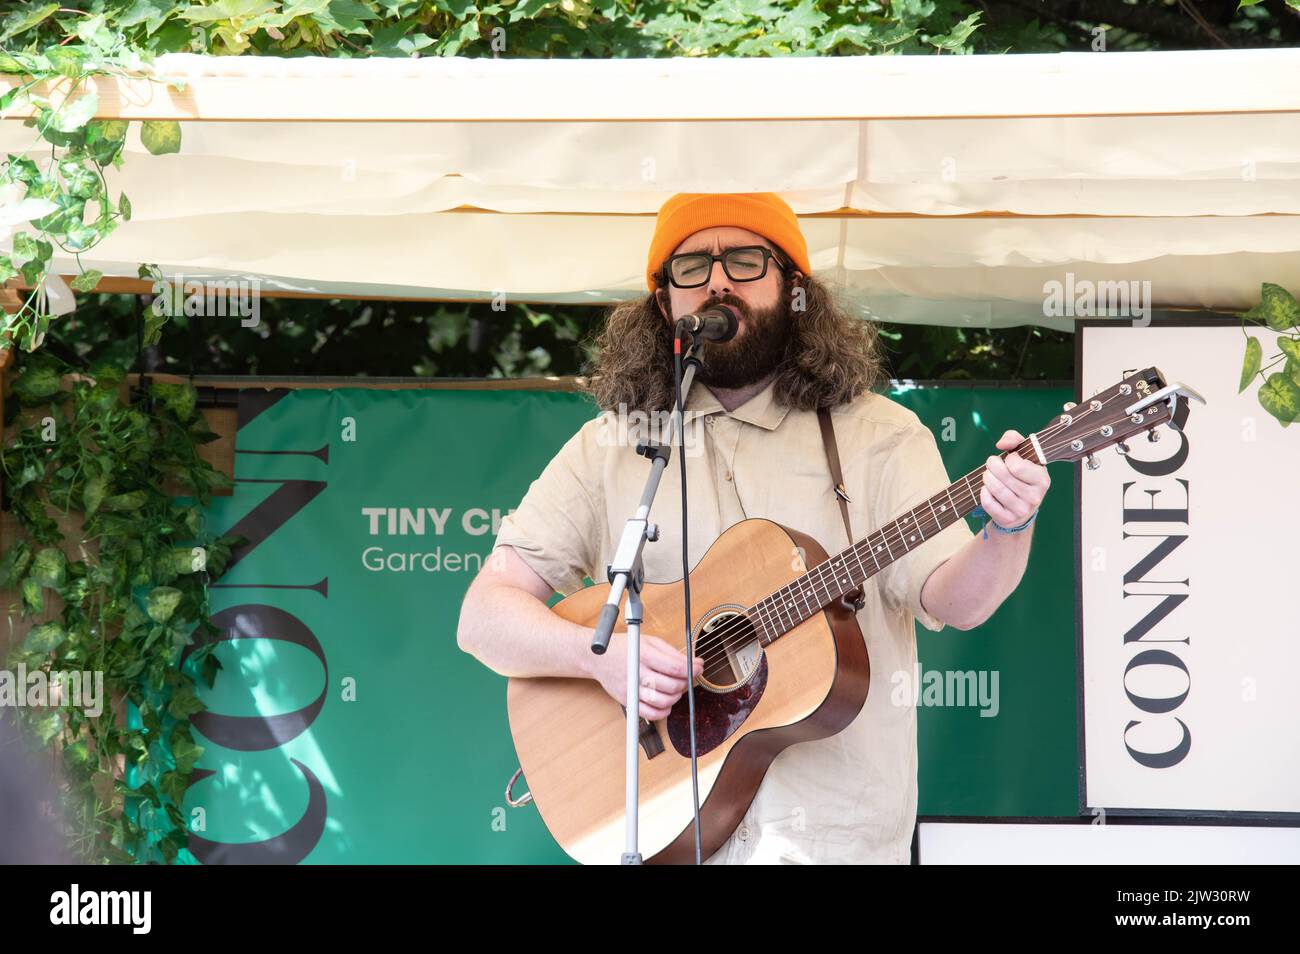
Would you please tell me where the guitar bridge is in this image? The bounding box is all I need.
[617,706,666,759]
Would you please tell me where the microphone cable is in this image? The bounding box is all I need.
[672,324,704,865]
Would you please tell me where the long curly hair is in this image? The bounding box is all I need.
[580,272,887,414]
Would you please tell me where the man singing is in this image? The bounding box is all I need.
[457,192,1049,864]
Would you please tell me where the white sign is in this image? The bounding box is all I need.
[1079,319,1300,816]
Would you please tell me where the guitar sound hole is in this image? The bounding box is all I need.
[696,609,762,692]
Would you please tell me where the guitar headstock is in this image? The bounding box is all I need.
[1034,367,1207,469]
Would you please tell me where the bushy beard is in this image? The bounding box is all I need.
[672,292,792,390]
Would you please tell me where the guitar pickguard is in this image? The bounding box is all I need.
[665,654,768,757]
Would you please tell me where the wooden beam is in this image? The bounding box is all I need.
[3,52,1300,122]
[5,275,613,307]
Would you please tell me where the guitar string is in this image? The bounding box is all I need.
[682,391,1138,675]
[679,404,1127,683]
[656,390,1141,684]
[677,406,1111,678]
[688,385,1153,676]
[681,389,1144,676]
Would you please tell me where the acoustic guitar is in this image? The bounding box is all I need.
[506,367,1202,864]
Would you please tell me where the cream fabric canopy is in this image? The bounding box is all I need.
[3,48,1300,329]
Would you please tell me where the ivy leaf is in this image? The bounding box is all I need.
[53,93,99,133]
[156,547,198,579]
[167,685,206,718]
[86,119,128,165]
[142,306,170,345]
[30,709,63,745]
[0,541,34,587]
[124,730,149,762]
[24,620,66,653]
[930,11,984,51]
[146,586,183,623]
[170,735,205,774]
[21,577,44,612]
[82,473,109,517]
[116,0,175,33]
[1241,283,1300,333]
[70,269,104,292]
[30,546,68,587]
[200,651,223,689]
[509,0,556,23]
[314,0,383,34]
[1278,336,1300,366]
[151,380,197,421]
[64,738,95,778]
[370,22,436,56]
[1239,335,1261,392]
[102,490,148,511]
[178,0,279,22]
[0,3,61,44]
[11,354,62,402]
[96,119,129,142]
[180,506,204,538]
[87,358,126,391]
[159,770,189,805]
[45,46,86,80]
[1257,371,1300,426]
[140,120,181,156]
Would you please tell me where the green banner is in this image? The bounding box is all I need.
[183,384,1075,864]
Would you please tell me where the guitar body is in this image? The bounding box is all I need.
[506,517,871,865]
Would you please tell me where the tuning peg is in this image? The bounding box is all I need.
[1115,441,1130,456]
[1063,401,1078,412]
[1085,453,1100,470]
[1147,429,1160,443]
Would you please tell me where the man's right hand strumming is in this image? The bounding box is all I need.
[587,631,705,721]
[457,544,702,722]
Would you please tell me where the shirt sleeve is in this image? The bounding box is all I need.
[492,417,605,597]
[873,418,976,632]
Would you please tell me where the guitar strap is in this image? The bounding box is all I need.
[816,406,867,612]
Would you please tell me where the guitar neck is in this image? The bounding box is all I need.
[748,435,1045,645]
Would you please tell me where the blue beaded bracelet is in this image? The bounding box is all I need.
[970,505,1037,540]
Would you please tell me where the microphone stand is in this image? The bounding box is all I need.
[590,326,707,865]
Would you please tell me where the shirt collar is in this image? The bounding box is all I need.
[682,374,791,431]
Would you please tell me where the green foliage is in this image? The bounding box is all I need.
[0,0,1288,383]
[1,350,243,863]
[48,291,592,378]
[1238,283,1300,427]
[876,322,1072,382]
[0,18,180,351]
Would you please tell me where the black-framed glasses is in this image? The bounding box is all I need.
[661,245,789,289]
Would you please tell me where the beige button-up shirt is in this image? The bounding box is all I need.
[493,377,975,864]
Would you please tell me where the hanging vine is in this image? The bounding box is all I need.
[1,351,242,862]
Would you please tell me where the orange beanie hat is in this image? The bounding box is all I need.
[646,192,812,292]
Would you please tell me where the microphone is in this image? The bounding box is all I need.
[676,304,739,343]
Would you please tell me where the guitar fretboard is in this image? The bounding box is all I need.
[746,440,1041,644]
